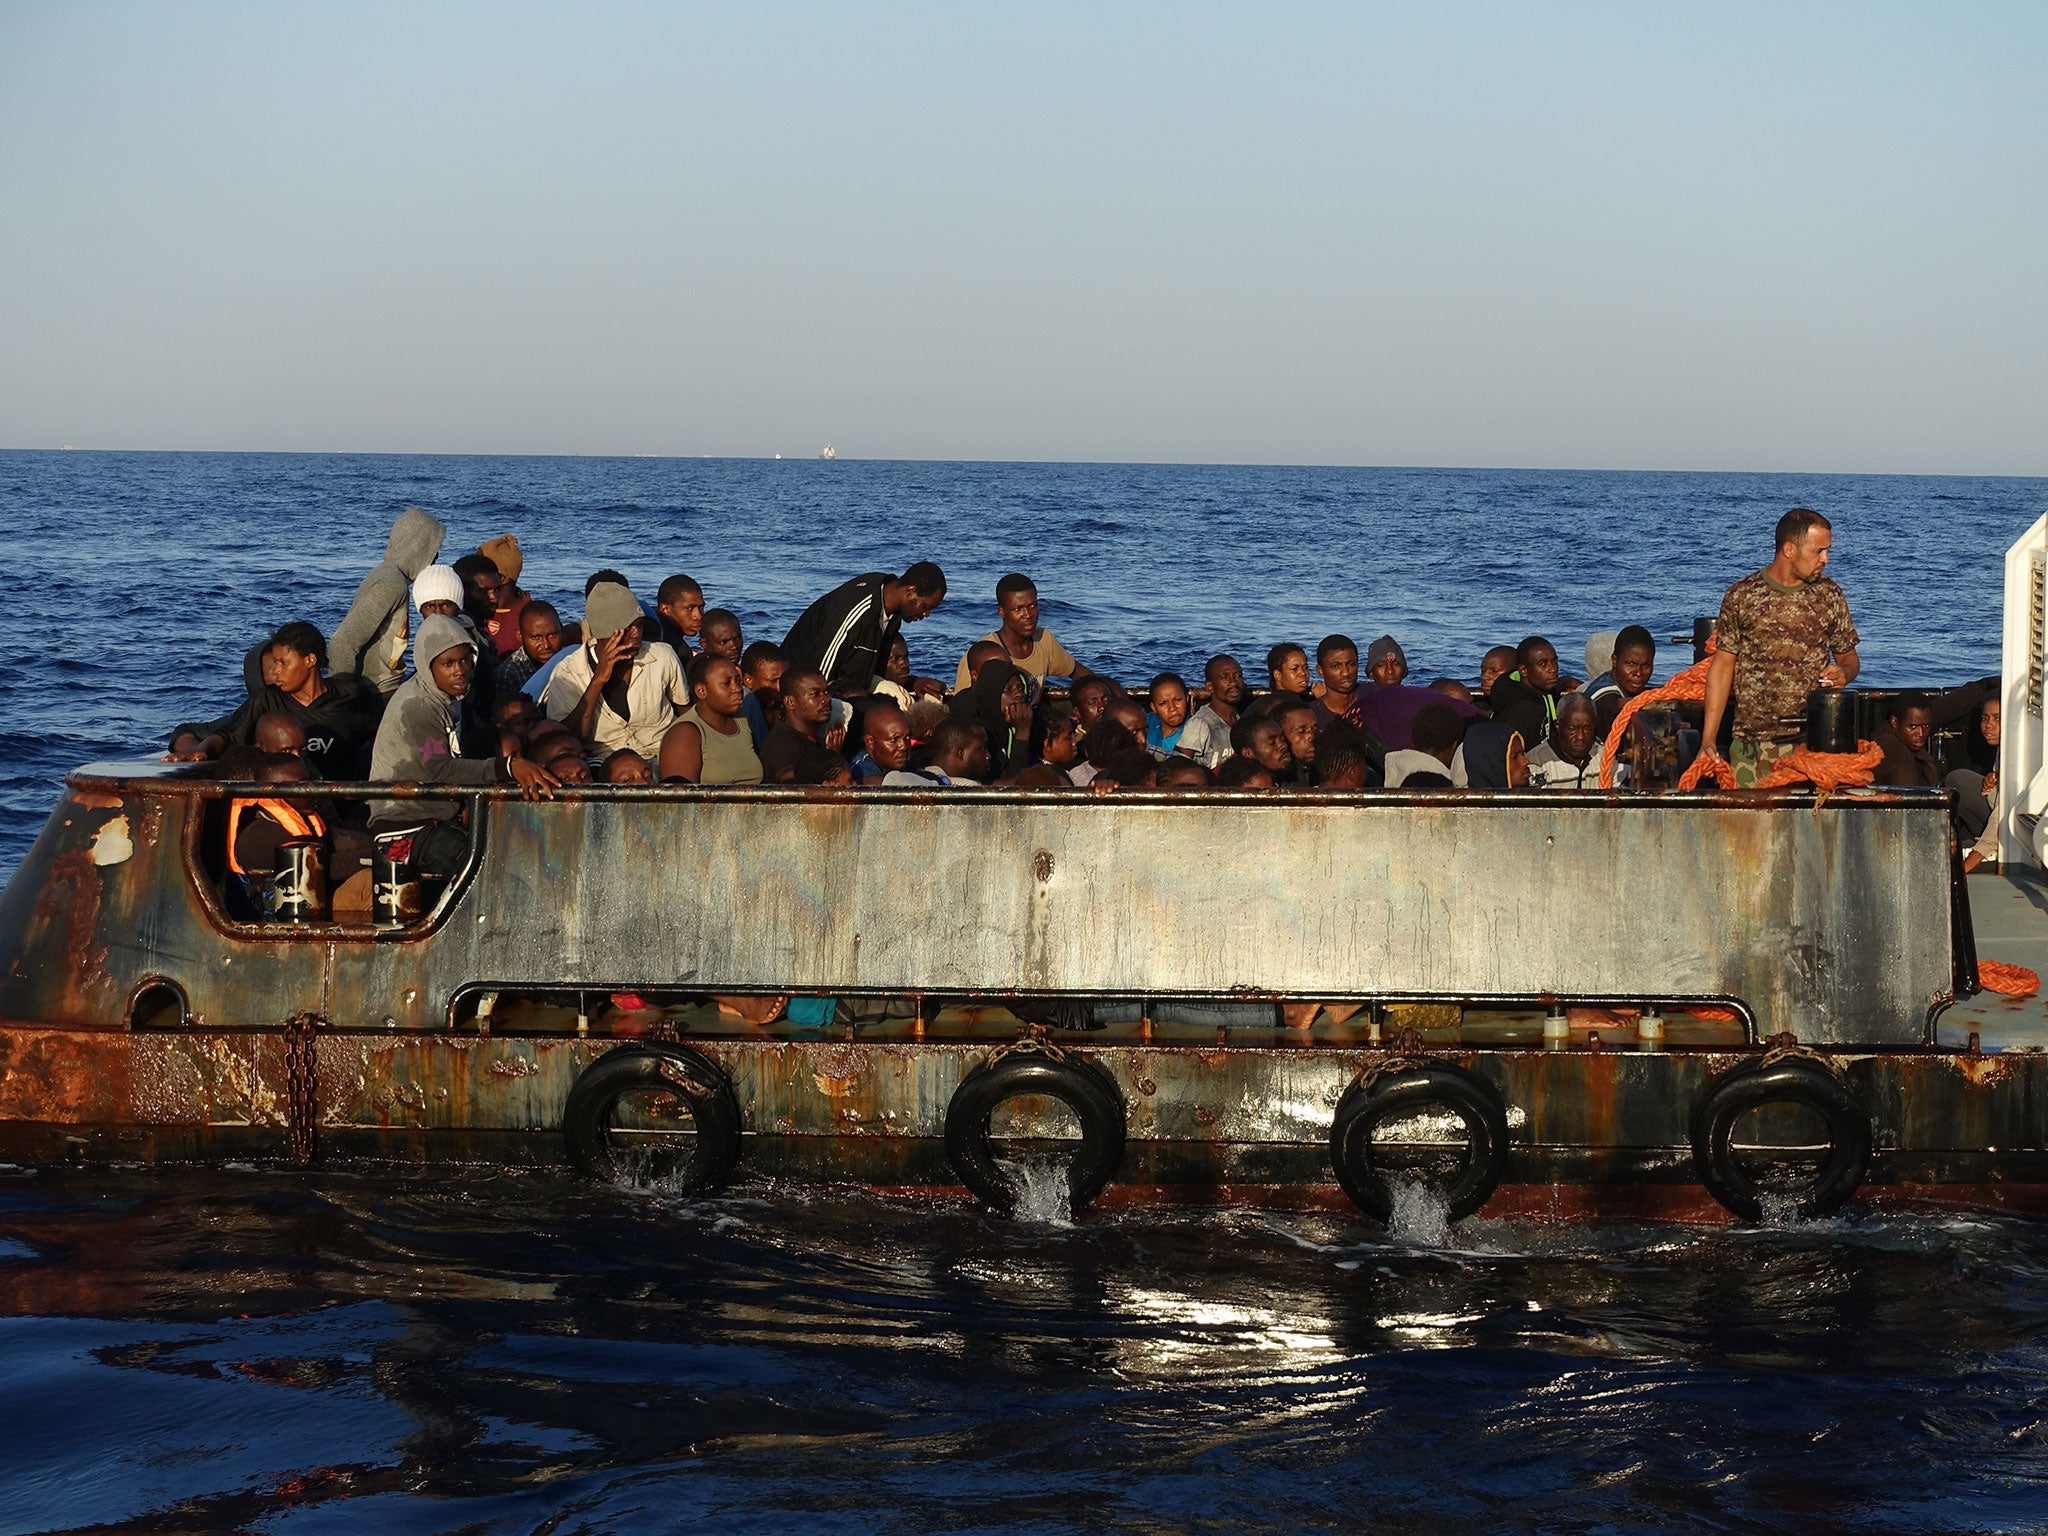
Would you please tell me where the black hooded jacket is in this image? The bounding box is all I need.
[949,658,1024,778]
[182,673,386,781]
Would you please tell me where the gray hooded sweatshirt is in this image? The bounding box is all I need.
[368,614,507,828]
[330,507,447,695]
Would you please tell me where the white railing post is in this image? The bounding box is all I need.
[2000,513,2048,867]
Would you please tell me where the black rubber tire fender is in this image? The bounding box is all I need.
[562,1043,744,1189]
[1329,1060,1511,1223]
[1690,1058,1870,1222]
[944,1053,1127,1213]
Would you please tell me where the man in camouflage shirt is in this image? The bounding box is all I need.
[1700,508,1861,786]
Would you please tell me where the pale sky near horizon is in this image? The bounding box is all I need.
[1,2,2043,473]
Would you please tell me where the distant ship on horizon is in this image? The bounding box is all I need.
[820,444,838,459]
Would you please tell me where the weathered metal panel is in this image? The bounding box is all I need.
[0,769,1957,1048]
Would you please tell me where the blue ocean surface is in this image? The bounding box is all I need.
[2,451,2048,1535]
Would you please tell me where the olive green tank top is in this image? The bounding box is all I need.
[679,705,763,785]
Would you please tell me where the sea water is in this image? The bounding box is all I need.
[2,451,2047,1532]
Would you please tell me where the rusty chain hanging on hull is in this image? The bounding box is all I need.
[281,1012,323,1165]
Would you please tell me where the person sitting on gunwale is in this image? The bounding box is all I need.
[1175,653,1245,769]
[541,581,690,764]
[328,506,447,697]
[1527,693,1604,789]
[658,656,765,786]
[783,563,947,696]
[168,621,383,781]
[1699,508,1861,787]
[951,572,1091,699]
[759,668,838,781]
[368,615,556,879]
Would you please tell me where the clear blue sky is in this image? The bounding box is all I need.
[1,1,2042,472]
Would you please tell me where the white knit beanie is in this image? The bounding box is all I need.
[412,564,465,613]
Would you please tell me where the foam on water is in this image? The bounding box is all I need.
[1385,1177,1453,1247]
[1000,1156,1075,1227]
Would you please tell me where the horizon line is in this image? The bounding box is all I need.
[2,444,2045,482]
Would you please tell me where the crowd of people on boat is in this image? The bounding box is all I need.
[164,505,2003,911]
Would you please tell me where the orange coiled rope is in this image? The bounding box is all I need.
[1978,960,2041,997]
[1598,641,1884,793]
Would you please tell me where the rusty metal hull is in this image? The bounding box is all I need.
[3,1027,2048,1214]
[1,767,1958,1043]
[0,766,2007,1214]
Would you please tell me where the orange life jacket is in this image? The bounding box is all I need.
[226,798,327,876]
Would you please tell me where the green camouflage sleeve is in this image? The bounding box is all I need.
[1715,581,1748,655]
